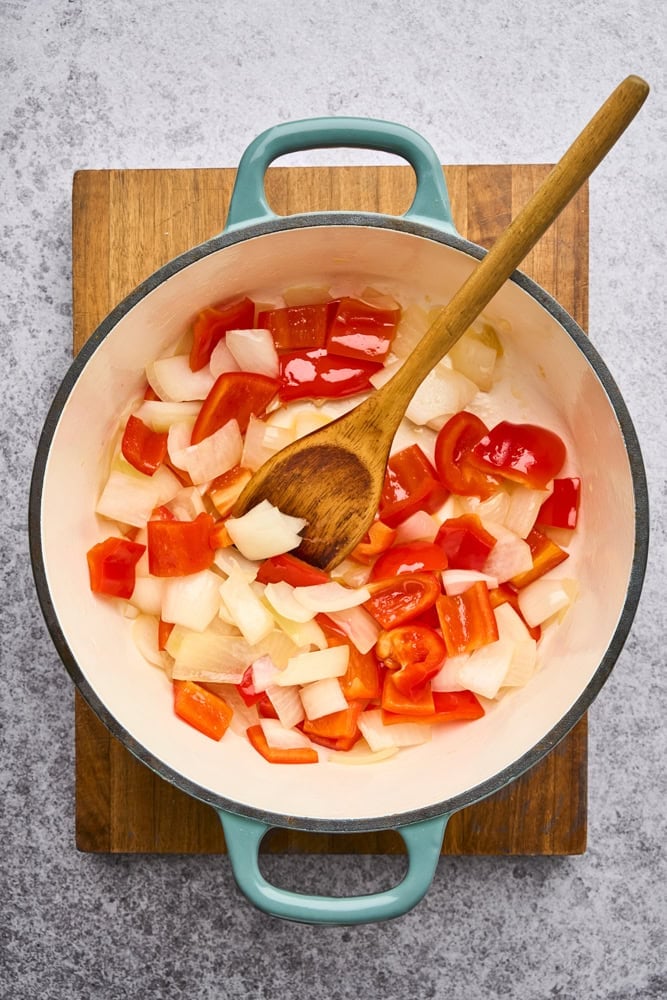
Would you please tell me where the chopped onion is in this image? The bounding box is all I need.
[131,614,171,670]
[214,547,260,582]
[502,639,538,688]
[167,485,206,521]
[208,684,258,735]
[393,510,439,544]
[324,606,380,654]
[251,654,281,693]
[178,419,243,485]
[481,521,533,583]
[166,420,194,470]
[503,484,551,539]
[264,608,328,651]
[402,365,478,428]
[264,581,316,623]
[457,638,515,699]
[282,285,331,306]
[494,602,532,643]
[219,570,275,645]
[448,329,498,391]
[328,743,399,765]
[430,654,470,692]
[166,620,253,682]
[441,569,499,596]
[293,409,333,438]
[293,581,370,613]
[129,575,165,616]
[209,339,241,378]
[146,354,216,402]
[300,677,348,720]
[225,500,307,561]
[134,399,201,432]
[258,629,303,668]
[517,578,572,628]
[226,328,279,378]
[241,415,293,471]
[390,303,430,359]
[96,465,182,528]
[162,568,222,632]
[260,717,312,749]
[359,286,401,312]
[359,709,431,752]
[329,558,373,588]
[276,645,349,687]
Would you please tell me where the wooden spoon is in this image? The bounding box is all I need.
[233,75,649,570]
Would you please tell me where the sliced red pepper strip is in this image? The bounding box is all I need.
[256,553,329,588]
[209,520,233,550]
[382,689,485,726]
[189,297,255,371]
[86,537,146,599]
[246,724,319,764]
[305,732,362,752]
[380,672,435,716]
[256,694,280,719]
[147,512,215,577]
[376,624,446,695]
[321,626,381,701]
[434,411,502,499]
[326,296,400,363]
[488,584,541,641]
[508,527,569,589]
[158,618,174,651]
[258,302,330,351]
[173,680,233,741]
[121,414,168,476]
[349,520,397,565]
[302,700,366,741]
[536,477,581,529]
[469,421,567,489]
[435,514,497,571]
[370,540,448,581]
[365,572,442,630]
[379,444,449,527]
[436,580,499,656]
[207,465,253,517]
[191,371,278,444]
[278,347,382,402]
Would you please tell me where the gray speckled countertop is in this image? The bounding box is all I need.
[2,1,666,997]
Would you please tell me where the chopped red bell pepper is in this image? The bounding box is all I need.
[434,411,502,499]
[87,537,146,599]
[209,520,233,550]
[258,302,330,351]
[488,584,541,641]
[158,618,174,651]
[147,512,215,577]
[173,680,233,741]
[469,420,567,489]
[380,671,435,716]
[236,665,264,707]
[304,732,362,752]
[121,414,168,476]
[206,465,252,517]
[277,347,382,402]
[509,527,569,589]
[435,514,497,571]
[302,700,366,741]
[379,444,449,527]
[349,520,397,565]
[365,572,442,629]
[382,689,485,726]
[326,296,400,363]
[256,553,329,587]
[246,724,319,764]
[537,477,581,529]
[143,383,160,401]
[436,580,499,656]
[376,624,446,695]
[321,626,381,701]
[256,693,280,719]
[370,540,448,581]
[191,371,278,444]
[189,297,255,371]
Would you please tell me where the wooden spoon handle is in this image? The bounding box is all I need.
[375,74,649,421]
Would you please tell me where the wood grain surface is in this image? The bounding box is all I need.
[72,163,589,855]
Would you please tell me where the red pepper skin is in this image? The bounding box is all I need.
[435,514,497,571]
[379,445,449,527]
[509,528,569,590]
[381,671,435,716]
[436,580,499,656]
[246,724,319,764]
[258,303,330,351]
[236,665,264,707]
[121,414,168,476]
[173,680,233,741]
[376,624,446,695]
[189,298,255,371]
[302,700,366,741]
[349,520,397,564]
[382,689,485,726]
[370,540,448,581]
[87,537,146,599]
[434,411,502,499]
[321,625,382,701]
[537,477,581,529]
[326,297,400,363]
[469,421,567,489]
[191,371,278,444]
[256,553,329,588]
[278,348,382,402]
[365,572,442,629]
[147,512,215,577]
[158,618,174,651]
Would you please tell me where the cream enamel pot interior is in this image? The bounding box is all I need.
[30,118,649,925]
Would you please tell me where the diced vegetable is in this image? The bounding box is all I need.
[276,646,349,687]
[173,680,233,740]
[87,536,145,599]
[246,724,319,764]
[147,512,214,577]
[191,371,278,444]
[189,298,256,372]
[146,355,216,402]
[226,328,280,378]
[470,421,567,489]
[225,500,307,561]
[436,580,499,656]
[121,415,168,476]
[536,477,581,529]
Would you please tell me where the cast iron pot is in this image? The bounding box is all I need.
[30,118,649,924]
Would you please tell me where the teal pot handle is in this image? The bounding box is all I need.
[225,116,456,234]
[217,809,449,925]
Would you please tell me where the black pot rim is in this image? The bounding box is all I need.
[29,211,650,833]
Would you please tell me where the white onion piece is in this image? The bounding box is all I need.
[214,547,260,582]
[264,581,316,623]
[209,684,258,735]
[129,575,165,616]
[329,559,373,588]
[457,638,515,699]
[265,685,305,729]
[162,569,222,632]
[225,500,307,561]
[167,420,194,470]
[179,419,243,485]
[403,365,479,428]
[430,654,471,692]
[260,717,311,749]
[293,409,332,438]
[167,619,255,680]
[258,629,303,669]
[502,639,538,688]
[131,614,171,670]
[481,521,533,583]
[324,606,380,654]
[167,485,206,521]
[226,328,279,378]
[517,578,572,628]
[293,582,370,613]
[393,510,439,544]
[251,654,281,693]
[359,709,431,752]
[441,569,499,596]
[448,330,498,391]
[95,465,182,528]
[369,359,400,391]
[390,303,430,359]
[219,570,275,645]
[299,677,348,720]
[135,399,201,432]
[146,354,216,402]
[282,285,331,306]
[276,645,349,687]
[264,609,328,651]
[241,415,293,471]
[209,339,241,378]
[503,484,551,539]
[494,602,532,643]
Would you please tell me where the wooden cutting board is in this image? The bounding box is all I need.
[72,163,588,855]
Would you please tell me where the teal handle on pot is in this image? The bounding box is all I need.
[217,810,449,925]
[225,116,456,234]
